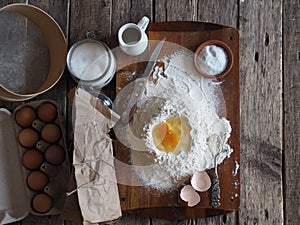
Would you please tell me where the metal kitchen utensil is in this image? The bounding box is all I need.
[209,134,227,208]
[121,38,166,123]
[211,151,221,207]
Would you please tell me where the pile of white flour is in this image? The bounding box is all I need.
[123,51,232,191]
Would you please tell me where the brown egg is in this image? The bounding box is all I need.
[22,149,44,170]
[45,144,65,165]
[15,106,36,127]
[18,128,39,148]
[41,123,61,143]
[27,170,49,191]
[32,193,52,213]
[37,102,57,123]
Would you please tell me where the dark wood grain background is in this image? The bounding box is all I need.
[0,0,299,224]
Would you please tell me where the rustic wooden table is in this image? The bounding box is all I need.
[0,0,299,224]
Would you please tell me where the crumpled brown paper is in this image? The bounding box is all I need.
[70,88,121,224]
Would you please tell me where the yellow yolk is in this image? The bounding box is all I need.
[152,118,189,153]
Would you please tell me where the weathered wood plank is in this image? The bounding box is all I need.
[68,0,116,101]
[239,0,283,225]
[155,0,197,22]
[0,0,23,7]
[0,0,293,224]
[153,1,238,224]
[283,0,300,224]
[122,0,199,224]
[64,1,113,225]
[195,2,239,224]
[24,1,69,224]
[67,0,113,109]
[29,0,68,118]
[196,0,238,28]
[69,0,111,45]
[114,213,150,225]
[21,214,64,225]
[110,0,152,224]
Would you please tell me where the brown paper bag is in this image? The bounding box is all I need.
[62,88,121,224]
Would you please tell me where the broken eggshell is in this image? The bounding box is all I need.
[180,185,200,207]
[190,171,211,192]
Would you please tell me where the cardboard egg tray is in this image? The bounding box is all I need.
[0,100,70,224]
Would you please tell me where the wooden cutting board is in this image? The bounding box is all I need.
[113,22,240,220]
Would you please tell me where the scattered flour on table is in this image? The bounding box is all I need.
[232,160,240,176]
[124,51,232,191]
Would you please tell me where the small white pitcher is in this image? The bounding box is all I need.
[118,16,150,56]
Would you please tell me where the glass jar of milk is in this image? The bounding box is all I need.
[67,38,116,89]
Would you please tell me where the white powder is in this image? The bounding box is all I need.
[232,160,239,176]
[197,45,228,75]
[70,42,109,81]
[120,51,232,191]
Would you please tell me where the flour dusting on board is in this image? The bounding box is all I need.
[124,50,232,191]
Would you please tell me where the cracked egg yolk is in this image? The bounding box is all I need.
[152,118,190,154]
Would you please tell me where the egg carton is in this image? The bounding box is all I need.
[0,100,70,224]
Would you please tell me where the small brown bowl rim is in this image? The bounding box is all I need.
[193,40,234,79]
